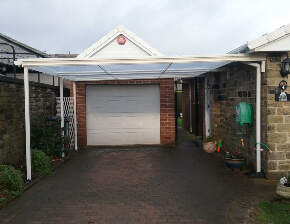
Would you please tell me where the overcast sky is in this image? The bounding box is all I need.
[1,0,290,56]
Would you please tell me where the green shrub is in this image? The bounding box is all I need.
[176,91,182,115]
[31,112,70,157]
[31,149,52,176]
[0,165,23,195]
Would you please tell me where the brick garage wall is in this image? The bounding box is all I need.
[265,53,290,180]
[208,67,268,172]
[71,79,175,146]
[0,76,59,165]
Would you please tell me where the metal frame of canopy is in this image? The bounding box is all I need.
[15,54,266,180]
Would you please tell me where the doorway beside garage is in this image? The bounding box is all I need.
[181,77,205,137]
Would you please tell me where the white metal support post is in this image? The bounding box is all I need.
[189,82,192,133]
[246,63,262,173]
[60,78,64,128]
[60,78,64,157]
[256,64,262,173]
[73,81,78,150]
[204,74,211,136]
[24,67,31,180]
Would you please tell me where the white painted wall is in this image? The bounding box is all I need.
[91,37,150,58]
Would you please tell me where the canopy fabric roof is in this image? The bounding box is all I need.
[15,54,266,81]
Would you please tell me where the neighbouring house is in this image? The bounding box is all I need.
[0,33,69,165]
[182,24,290,179]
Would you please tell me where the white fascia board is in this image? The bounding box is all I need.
[247,24,290,51]
[285,24,290,33]
[78,25,163,58]
[15,54,266,68]
[267,27,287,42]
[77,28,121,58]
[250,34,290,52]
[247,35,269,50]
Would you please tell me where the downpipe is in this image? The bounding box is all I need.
[246,62,262,173]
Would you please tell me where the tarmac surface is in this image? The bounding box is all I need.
[0,128,278,224]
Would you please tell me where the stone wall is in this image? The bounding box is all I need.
[0,76,60,165]
[180,55,290,180]
[209,65,268,172]
[265,53,290,179]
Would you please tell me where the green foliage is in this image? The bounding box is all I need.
[31,112,70,157]
[224,150,245,159]
[177,117,183,127]
[0,165,23,195]
[255,201,290,224]
[176,91,182,115]
[31,150,52,176]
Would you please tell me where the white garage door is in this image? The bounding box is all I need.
[86,85,160,145]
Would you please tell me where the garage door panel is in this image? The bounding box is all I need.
[124,99,141,112]
[86,85,160,145]
[124,115,143,128]
[105,99,123,112]
[143,115,159,127]
[143,129,160,143]
[86,115,105,128]
[87,131,104,145]
[124,132,141,144]
[107,115,123,126]
[107,132,123,144]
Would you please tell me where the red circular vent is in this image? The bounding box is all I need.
[117,36,126,45]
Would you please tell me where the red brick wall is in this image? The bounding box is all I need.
[70,79,175,146]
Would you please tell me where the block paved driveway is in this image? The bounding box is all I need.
[0,140,277,224]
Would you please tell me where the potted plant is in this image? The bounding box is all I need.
[203,135,216,153]
[224,150,247,170]
[276,176,290,202]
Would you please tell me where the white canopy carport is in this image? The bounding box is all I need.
[15,54,266,180]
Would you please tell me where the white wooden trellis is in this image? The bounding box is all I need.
[56,97,75,149]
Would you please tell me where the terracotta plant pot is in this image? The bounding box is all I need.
[276,183,290,201]
[224,158,247,170]
[203,141,216,153]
